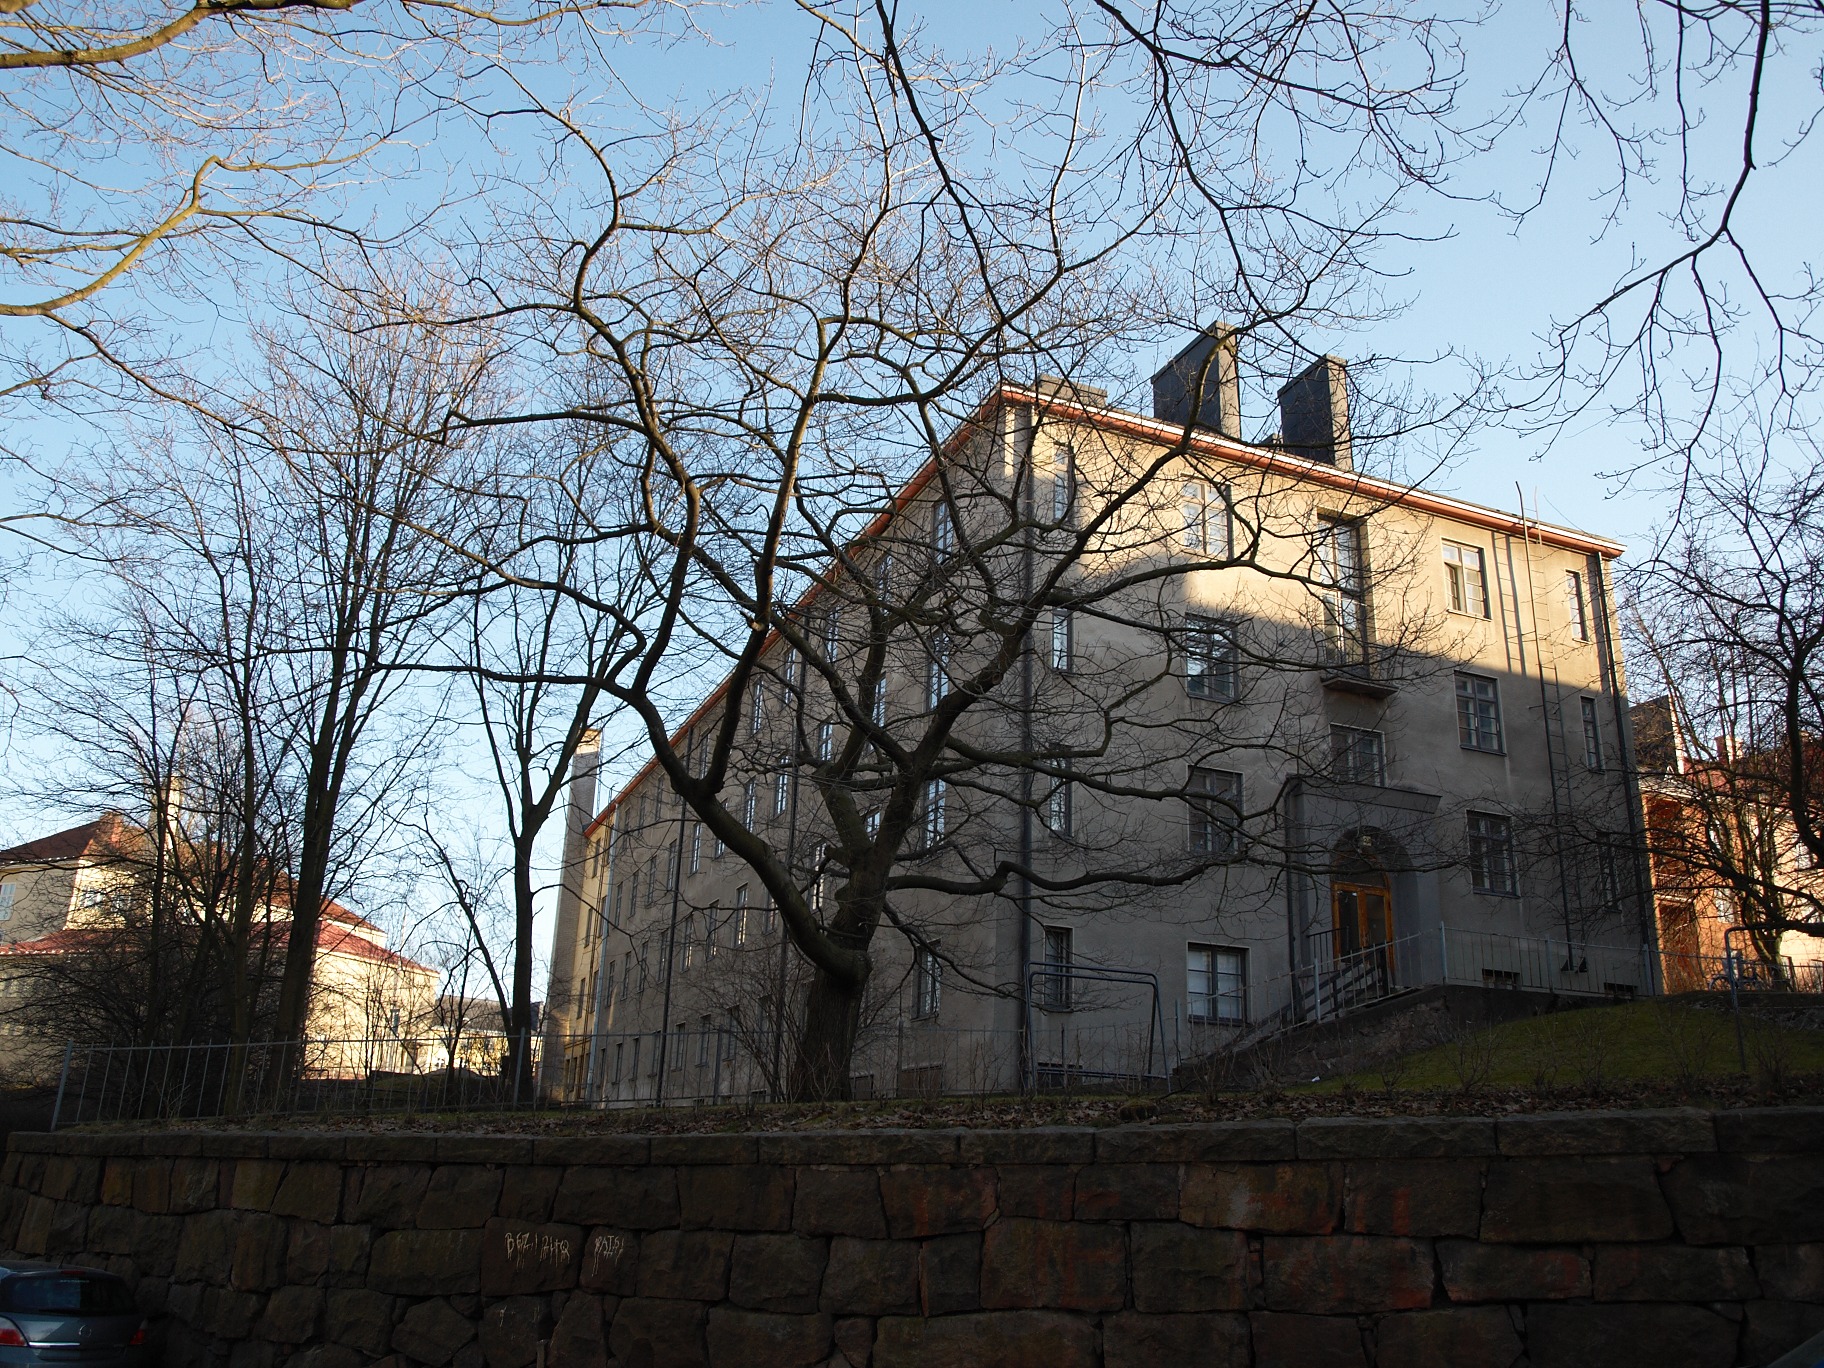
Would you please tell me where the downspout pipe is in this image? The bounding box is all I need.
[1016,406,1036,1090]
[584,814,618,1102]
[652,786,689,1106]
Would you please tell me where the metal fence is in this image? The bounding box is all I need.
[50,928,1823,1128]
[50,1016,1179,1128]
[50,1034,542,1130]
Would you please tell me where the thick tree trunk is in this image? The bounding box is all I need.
[790,955,870,1101]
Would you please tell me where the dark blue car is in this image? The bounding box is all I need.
[0,1264,149,1366]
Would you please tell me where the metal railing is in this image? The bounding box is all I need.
[50,1033,542,1130]
[51,1017,1182,1128]
[1437,926,1654,997]
[54,929,1812,1127]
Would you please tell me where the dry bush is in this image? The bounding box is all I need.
[1565,1007,1617,1089]
[1744,1011,1797,1091]
[1377,1047,1412,1096]
[1523,1024,1562,1092]
[1651,999,1721,1092]
[1447,1022,1497,1094]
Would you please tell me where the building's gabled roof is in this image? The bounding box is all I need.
[0,917,436,978]
[0,814,130,867]
[310,921,435,974]
[0,813,389,940]
[581,380,1630,839]
[0,927,118,956]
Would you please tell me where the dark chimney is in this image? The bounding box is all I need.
[1276,356,1351,470]
[1151,325,1240,437]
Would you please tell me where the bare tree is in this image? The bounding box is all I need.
[443,437,647,1094]
[18,286,498,1075]
[1628,441,1824,972]
[0,0,665,433]
[5,448,304,1064]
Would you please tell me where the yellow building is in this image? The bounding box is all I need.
[0,816,437,1083]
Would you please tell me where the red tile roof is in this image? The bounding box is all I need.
[0,919,433,976]
[0,815,128,866]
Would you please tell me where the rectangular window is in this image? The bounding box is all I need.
[1185,614,1240,699]
[1045,765,1073,838]
[1187,944,1247,1024]
[926,633,950,709]
[1565,569,1590,641]
[742,780,758,829]
[1596,844,1623,909]
[1316,517,1366,666]
[681,914,696,968]
[1455,672,1504,752]
[612,1042,624,1085]
[750,681,765,735]
[622,951,633,1000]
[1180,480,1230,556]
[704,907,719,958]
[1050,608,1073,672]
[933,501,955,555]
[665,842,677,892]
[733,885,749,947]
[644,855,657,905]
[1442,541,1488,617]
[763,891,777,935]
[869,677,886,728]
[1581,697,1603,770]
[689,822,702,875]
[774,755,791,816]
[1331,725,1386,786]
[821,608,841,662]
[1041,925,1073,1010]
[1187,767,1243,857]
[914,944,942,1019]
[1467,813,1518,895]
[816,719,835,762]
[924,779,946,846]
[1051,444,1076,524]
[698,1016,712,1067]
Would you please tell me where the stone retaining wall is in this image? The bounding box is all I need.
[2,1109,1822,1367]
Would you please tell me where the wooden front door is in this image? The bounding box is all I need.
[1331,881,1391,957]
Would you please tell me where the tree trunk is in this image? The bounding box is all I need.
[508,853,537,1105]
[790,959,869,1101]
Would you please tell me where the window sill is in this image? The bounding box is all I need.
[1459,745,1507,756]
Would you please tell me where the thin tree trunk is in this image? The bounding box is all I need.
[509,852,537,1104]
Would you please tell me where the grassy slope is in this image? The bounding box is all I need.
[1304,998,1824,1093]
